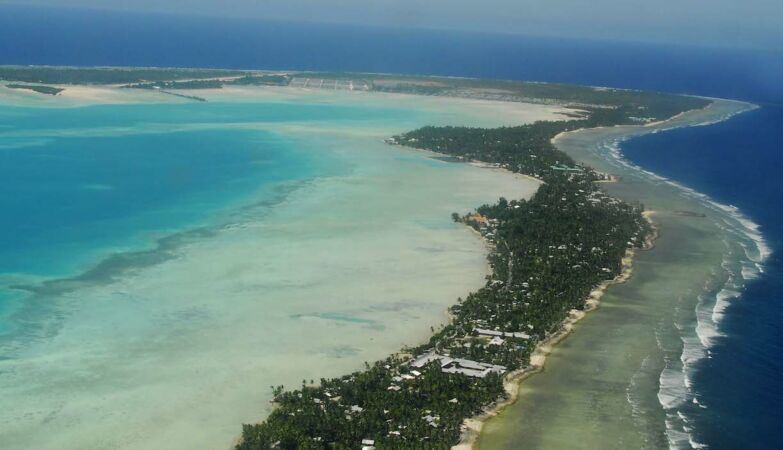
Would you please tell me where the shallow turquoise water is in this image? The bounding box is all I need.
[0,103,330,338]
[0,101,409,276]
[0,100,427,334]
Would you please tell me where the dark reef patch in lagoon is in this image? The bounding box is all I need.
[9,181,311,298]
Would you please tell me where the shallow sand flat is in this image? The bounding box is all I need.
[476,99,758,449]
[0,83,186,107]
[0,83,577,127]
[0,91,544,449]
[57,84,182,104]
[205,86,577,127]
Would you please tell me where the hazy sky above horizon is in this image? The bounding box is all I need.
[6,0,783,49]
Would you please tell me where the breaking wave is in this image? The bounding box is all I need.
[598,126,769,449]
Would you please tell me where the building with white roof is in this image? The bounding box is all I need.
[474,328,531,340]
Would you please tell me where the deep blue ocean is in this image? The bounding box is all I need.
[0,4,781,448]
[622,108,783,449]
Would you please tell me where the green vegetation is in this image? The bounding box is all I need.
[240,363,505,450]
[234,96,679,449]
[0,66,246,85]
[122,79,225,90]
[389,103,666,182]
[5,83,64,95]
[228,74,290,86]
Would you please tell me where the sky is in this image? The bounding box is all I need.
[4,0,783,49]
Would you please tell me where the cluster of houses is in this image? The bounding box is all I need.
[407,328,530,379]
[474,327,531,340]
[299,325,532,449]
[627,116,656,123]
[409,352,507,379]
[550,164,584,173]
[466,213,500,239]
[288,77,371,91]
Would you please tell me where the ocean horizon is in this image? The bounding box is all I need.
[1,5,781,449]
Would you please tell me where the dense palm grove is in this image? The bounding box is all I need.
[392,101,702,182]
[237,108,660,449]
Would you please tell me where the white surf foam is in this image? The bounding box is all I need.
[605,135,772,273]
[741,262,760,280]
[711,288,741,324]
[658,364,688,409]
[695,291,723,349]
[590,107,762,450]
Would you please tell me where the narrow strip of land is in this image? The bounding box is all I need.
[234,87,707,449]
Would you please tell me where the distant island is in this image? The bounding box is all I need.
[0,66,711,449]
[0,65,705,114]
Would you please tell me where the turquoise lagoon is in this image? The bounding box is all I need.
[0,90,560,449]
